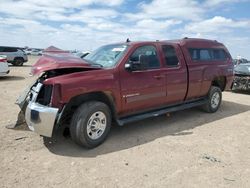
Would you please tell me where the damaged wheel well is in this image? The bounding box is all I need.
[57,91,117,128]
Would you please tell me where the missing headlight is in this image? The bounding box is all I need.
[36,85,53,106]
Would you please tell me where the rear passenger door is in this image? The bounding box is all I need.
[161,44,188,104]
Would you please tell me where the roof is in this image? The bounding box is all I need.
[112,38,223,47]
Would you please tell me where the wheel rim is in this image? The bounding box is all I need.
[86,111,107,140]
[16,59,22,65]
[211,92,220,109]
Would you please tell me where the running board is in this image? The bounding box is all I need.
[117,98,207,126]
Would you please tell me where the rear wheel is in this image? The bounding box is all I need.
[13,58,24,66]
[70,101,111,148]
[202,86,222,113]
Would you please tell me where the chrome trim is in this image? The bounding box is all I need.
[25,102,59,137]
[24,82,59,137]
[86,111,107,140]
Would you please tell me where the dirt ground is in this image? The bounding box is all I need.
[0,56,250,188]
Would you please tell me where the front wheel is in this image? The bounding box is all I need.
[202,86,222,113]
[70,101,111,148]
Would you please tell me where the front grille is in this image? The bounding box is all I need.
[233,76,250,90]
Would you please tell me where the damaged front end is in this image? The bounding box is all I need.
[8,53,102,135]
[232,63,250,91]
[10,66,99,137]
[232,74,250,90]
[9,72,58,136]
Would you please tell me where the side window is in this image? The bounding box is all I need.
[10,48,18,52]
[0,47,4,52]
[212,49,227,60]
[162,45,179,67]
[3,47,11,52]
[2,47,17,52]
[189,49,198,60]
[200,49,211,60]
[189,48,226,62]
[130,45,160,69]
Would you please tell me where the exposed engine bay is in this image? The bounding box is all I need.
[232,63,250,91]
[7,67,93,129]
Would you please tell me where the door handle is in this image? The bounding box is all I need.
[153,75,165,79]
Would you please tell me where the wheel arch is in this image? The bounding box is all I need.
[57,91,117,127]
[14,56,24,61]
[211,76,226,91]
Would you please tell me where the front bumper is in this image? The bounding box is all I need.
[24,82,59,137]
[25,102,59,137]
[232,75,250,90]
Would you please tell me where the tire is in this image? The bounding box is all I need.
[202,86,222,113]
[70,101,111,148]
[13,58,24,66]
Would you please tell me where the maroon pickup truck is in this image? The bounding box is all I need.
[16,38,234,148]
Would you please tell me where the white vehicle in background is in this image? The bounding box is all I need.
[24,49,32,55]
[0,46,28,66]
[0,56,10,76]
[30,49,43,56]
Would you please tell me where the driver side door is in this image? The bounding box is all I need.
[119,45,166,116]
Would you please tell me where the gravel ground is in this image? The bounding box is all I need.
[0,56,250,188]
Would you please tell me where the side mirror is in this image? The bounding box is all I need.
[125,55,149,71]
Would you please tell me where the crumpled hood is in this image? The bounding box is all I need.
[31,53,100,75]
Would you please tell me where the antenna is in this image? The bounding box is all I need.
[126,38,131,43]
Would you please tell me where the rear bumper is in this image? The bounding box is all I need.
[25,102,59,137]
[0,62,10,76]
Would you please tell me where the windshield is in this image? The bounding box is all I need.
[84,44,128,68]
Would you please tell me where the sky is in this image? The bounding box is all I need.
[0,0,250,59]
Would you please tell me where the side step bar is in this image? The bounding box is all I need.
[117,98,207,126]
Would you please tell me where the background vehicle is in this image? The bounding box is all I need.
[0,56,10,76]
[16,38,234,148]
[24,49,32,55]
[0,46,28,66]
[232,63,250,90]
[30,49,43,56]
[233,58,249,66]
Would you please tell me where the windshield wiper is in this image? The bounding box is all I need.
[90,63,103,67]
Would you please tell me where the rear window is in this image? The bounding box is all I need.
[189,48,227,61]
[0,47,18,52]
